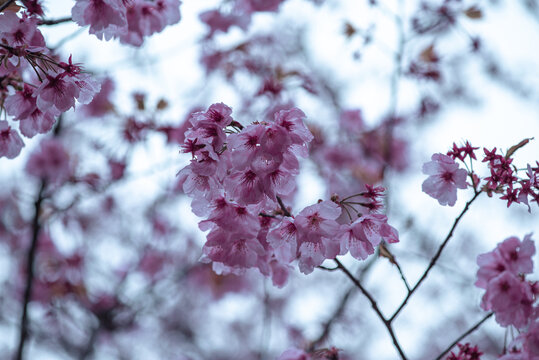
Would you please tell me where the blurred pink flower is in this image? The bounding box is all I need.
[422,153,468,206]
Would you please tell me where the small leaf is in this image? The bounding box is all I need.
[506,137,534,159]
[420,44,438,63]
[343,22,357,38]
[464,6,482,19]
[379,243,397,265]
[156,99,168,111]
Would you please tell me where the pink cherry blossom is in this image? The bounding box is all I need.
[4,85,36,120]
[0,121,24,159]
[0,11,45,50]
[476,234,535,289]
[277,348,311,360]
[35,74,81,113]
[520,318,539,357]
[338,214,399,261]
[71,0,127,40]
[199,9,249,37]
[339,109,365,133]
[498,234,536,275]
[267,217,299,263]
[203,228,265,269]
[238,0,287,13]
[446,343,482,360]
[422,153,468,206]
[294,201,342,274]
[26,139,72,184]
[82,77,115,117]
[480,271,534,329]
[119,0,182,46]
[18,108,56,138]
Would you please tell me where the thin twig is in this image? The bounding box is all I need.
[334,259,408,360]
[434,313,494,360]
[0,0,15,12]
[389,191,482,322]
[39,17,72,26]
[276,196,292,217]
[309,286,355,351]
[317,265,339,271]
[310,255,378,350]
[394,260,411,292]
[15,181,46,360]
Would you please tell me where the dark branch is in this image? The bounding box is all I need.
[390,191,482,322]
[334,259,408,360]
[276,196,292,217]
[310,255,378,350]
[434,313,494,360]
[15,181,46,360]
[0,0,15,12]
[39,17,73,26]
[309,286,355,350]
[317,265,339,271]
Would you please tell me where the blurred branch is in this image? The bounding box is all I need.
[79,325,100,360]
[334,258,408,360]
[434,313,494,360]
[390,191,482,322]
[15,181,46,360]
[310,255,378,350]
[39,17,72,26]
[0,0,15,12]
[276,196,292,217]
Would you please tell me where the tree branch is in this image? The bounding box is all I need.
[434,313,494,360]
[334,259,408,360]
[390,191,482,322]
[15,181,46,360]
[276,196,292,217]
[0,0,15,12]
[39,17,73,26]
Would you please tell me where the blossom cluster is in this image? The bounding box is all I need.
[446,343,483,360]
[277,347,340,360]
[199,0,287,37]
[72,0,181,46]
[422,141,539,209]
[178,103,399,286]
[0,9,100,159]
[475,235,538,358]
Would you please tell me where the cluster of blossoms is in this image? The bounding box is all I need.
[178,103,398,286]
[0,8,100,159]
[199,0,287,37]
[475,235,538,359]
[0,0,185,160]
[446,343,483,360]
[72,0,182,46]
[310,110,408,199]
[277,347,340,360]
[422,141,539,209]
[480,147,539,211]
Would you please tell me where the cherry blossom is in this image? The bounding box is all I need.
[422,153,468,206]
[480,271,534,329]
[71,0,127,40]
[26,139,72,184]
[0,11,45,50]
[338,214,399,261]
[476,235,537,330]
[277,348,311,360]
[0,121,24,159]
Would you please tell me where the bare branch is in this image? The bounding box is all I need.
[390,191,482,322]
